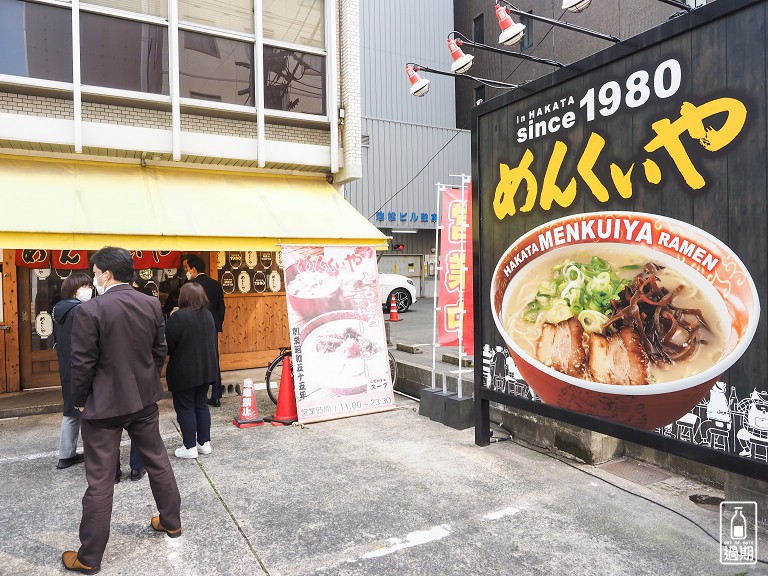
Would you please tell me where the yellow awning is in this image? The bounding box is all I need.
[0,155,388,251]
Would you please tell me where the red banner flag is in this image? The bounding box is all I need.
[437,187,474,354]
[131,251,181,269]
[15,249,51,268]
[52,250,90,269]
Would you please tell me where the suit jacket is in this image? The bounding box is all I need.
[165,308,218,391]
[191,273,226,332]
[70,283,167,419]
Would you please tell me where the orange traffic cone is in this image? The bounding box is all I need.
[233,378,264,428]
[387,293,402,322]
[263,356,298,426]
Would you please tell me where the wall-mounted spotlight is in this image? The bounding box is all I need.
[495,3,526,47]
[495,1,620,44]
[406,64,431,97]
[447,31,565,71]
[448,37,475,74]
[562,0,691,15]
[562,0,592,12]
[405,62,522,98]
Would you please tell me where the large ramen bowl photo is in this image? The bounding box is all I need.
[491,212,760,430]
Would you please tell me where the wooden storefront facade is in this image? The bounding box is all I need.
[0,250,290,394]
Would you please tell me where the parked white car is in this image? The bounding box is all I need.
[379,273,417,312]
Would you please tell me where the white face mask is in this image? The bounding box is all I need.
[94,271,109,295]
[76,287,93,303]
[185,271,193,281]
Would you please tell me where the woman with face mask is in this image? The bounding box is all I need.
[52,272,94,470]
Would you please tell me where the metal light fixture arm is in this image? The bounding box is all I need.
[407,63,523,90]
[448,31,565,68]
[496,0,620,43]
[656,0,692,11]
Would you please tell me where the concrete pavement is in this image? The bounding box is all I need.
[1,388,767,575]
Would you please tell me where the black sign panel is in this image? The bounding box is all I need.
[473,0,767,479]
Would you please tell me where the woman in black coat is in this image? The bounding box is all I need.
[166,282,219,459]
[53,272,93,469]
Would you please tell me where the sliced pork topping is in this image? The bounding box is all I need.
[587,327,649,386]
[536,317,587,378]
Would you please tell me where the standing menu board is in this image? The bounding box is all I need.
[282,245,395,424]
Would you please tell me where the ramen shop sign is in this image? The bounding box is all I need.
[500,216,721,279]
[493,58,747,220]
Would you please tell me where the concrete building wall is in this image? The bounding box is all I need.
[345,0,471,256]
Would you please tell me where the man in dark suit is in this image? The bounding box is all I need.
[183,254,225,406]
[62,247,181,574]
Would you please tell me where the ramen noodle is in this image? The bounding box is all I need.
[504,245,727,384]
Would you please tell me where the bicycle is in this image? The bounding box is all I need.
[264,346,398,404]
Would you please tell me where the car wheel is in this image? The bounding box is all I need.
[387,289,411,313]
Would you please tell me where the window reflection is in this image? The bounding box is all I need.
[179,0,254,35]
[263,47,325,115]
[0,0,72,82]
[81,0,167,19]
[80,11,169,94]
[179,30,254,106]
[263,0,324,48]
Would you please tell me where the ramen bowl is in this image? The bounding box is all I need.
[284,263,341,321]
[491,212,760,429]
[300,310,388,396]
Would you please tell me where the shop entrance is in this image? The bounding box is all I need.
[18,267,63,389]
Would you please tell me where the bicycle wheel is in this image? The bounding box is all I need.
[265,351,291,405]
[388,351,398,389]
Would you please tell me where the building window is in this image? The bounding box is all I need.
[80,11,169,94]
[472,14,484,44]
[179,0,254,35]
[474,85,485,106]
[263,0,324,49]
[180,30,254,105]
[0,0,72,83]
[521,11,533,50]
[82,0,167,19]
[263,47,325,115]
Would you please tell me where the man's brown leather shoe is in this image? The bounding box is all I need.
[61,551,100,574]
[150,515,182,538]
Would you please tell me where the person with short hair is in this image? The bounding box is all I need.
[182,254,225,406]
[53,272,93,470]
[166,282,218,458]
[62,247,181,574]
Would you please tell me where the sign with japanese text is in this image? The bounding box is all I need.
[474,0,766,480]
[437,187,474,355]
[216,251,284,295]
[130,251,180,270]
[15,249,50,268]
[282,245,396,424]
[52,250,90,270]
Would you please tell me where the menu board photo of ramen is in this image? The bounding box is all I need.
[282,245,396,424]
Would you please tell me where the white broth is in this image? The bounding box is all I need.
[503,244,729,384]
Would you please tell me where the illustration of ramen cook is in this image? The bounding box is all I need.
[491,212,760,430]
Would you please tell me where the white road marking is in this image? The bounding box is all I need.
[483,506,522,520]
[360,524,451,559]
